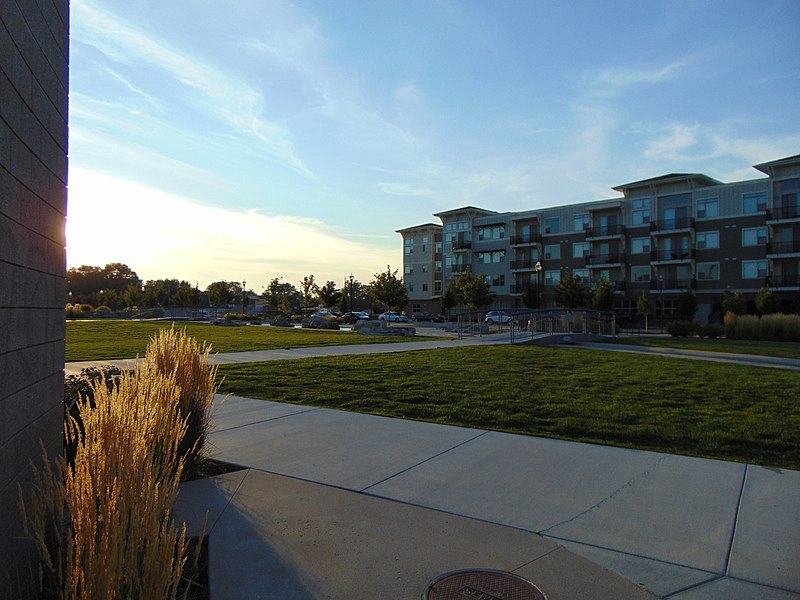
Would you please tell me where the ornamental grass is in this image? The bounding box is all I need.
[19,328,215,600]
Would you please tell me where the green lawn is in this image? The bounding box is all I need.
[65,320,432,361]
[611,336,800,360]
[218,345,800,470]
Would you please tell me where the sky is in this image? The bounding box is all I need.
[66,0,800,292]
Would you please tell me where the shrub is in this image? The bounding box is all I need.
[665,320,698,337]
[723,311,737,339]
[760,313,800,342]
[736,315,761,341]
[696,324,724,339]
[223,312,249,321]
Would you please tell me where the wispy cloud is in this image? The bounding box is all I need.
[71,0,315,180]
[644,124,700,160]
[584,56,692,98]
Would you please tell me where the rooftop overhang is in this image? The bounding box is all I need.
[433,206,498,219]
[395,223,442,234]
[753,154,800,176]
[613,173,722,195]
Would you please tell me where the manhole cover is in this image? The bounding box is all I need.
[422,569,547,600]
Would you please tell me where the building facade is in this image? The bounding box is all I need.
[397,154,800,322]
[1,0,69,581]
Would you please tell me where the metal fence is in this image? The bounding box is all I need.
[455,308,616,343]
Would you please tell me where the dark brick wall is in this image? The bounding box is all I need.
[0,0,68,575]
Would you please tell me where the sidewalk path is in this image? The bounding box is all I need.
[174,394,800,599]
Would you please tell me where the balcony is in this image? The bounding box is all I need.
[650,248,696,263]
[766,205,800,222]
[650,217,695,234]
[766,240,800,256]
[510,233,541,246]
[451,240,471,251]
[768,273,800,288]
[650,278,696,291]
[510,259,541,271]
[451,264,470,273]
[584,224,625,239]
[586,253,626,267]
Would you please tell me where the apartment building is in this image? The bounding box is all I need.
[397,154,800,322]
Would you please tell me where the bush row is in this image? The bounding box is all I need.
[664,321,724,338]
[724,312,800,342]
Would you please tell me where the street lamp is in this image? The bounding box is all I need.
[534,261,543,308]
[242,280,246,314]
[349,273,354,312]
[658,275,664,328]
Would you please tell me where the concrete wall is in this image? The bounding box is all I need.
[0,0,68,575]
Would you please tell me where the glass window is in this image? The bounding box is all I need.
[742,227,768,247]
[573,269,590,282]
[572,242,590,258]
[630,265,651,282]
[631,199,650,225]
[435,242,442,253]
[422,264,429,273]
[544,270,561,285]
[573,214,589,232]
[742,260,768,279]
[696,262,720,280]
[696,198,719,218]
[544,217,560,234]
[435,261,442,273]
[404,239,413,254]
[544,244,560,260]
[696,231,720,249]
[631,237,651,254]
[404,265,413,275]
[422,283,428,292]
[743,192,767,214]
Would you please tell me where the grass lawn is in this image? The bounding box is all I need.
[218,345,800,470]
[611,336,800,360]
[65,320,434,361]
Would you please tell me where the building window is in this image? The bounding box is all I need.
[544,217,560,234]
[696,231,720,250]
[743,192,767,214]
[631,199,650,225]
[404,239,413,254]
[435,261,442,273]
[742,227,768,247]
[477,225,505,240]
[630,265,651,282]
[412,303,421,313]
[544,244,560,260]
[631,237,651,254]
[422,264,429,272]
[572,242,590,258]
[544,270,561,285]
[477,251,505,264]
[408,284,414,292]
[485,275,505,287]
[696,198,719,219]
[742,260,768,279]
[422,283,428,292]
[573,269,590,282]
[434,280,442,293]
[573,214,589,232]
[696,262,720,280]
[435,241,442,253]
[404,265,413,275]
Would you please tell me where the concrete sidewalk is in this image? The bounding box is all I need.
[173,395,800,599]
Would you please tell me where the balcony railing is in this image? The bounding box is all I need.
[584,224,625,238]
[650,217,695,232]
[451,240,471,251]
[510,233,542,245]
[650,248,696,262]
[510,259,541,270]
[767,240,800,255]
[650,278,696,290]
[451,264,470,273]
[586,253,626,266]
[767,205,800,220]
[768,273,800,287]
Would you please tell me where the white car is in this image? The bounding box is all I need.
[484,311,512,325]
[378,311,409,322]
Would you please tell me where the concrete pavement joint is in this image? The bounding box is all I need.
[209,406,322,434]
[539,454,668,534]
[663,574,800,598]
[661,574,725,598]
[723,463,749,576]
[203,468,250,537]
[358,430,490,493]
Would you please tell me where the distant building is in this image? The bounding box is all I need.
[397,154,800,322]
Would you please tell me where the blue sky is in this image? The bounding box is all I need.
[67,0,800,291]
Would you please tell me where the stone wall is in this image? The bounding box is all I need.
[0,0,68,575]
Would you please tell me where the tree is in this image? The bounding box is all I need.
[674,290,698,321]
[367,266,408,312]
[452,269,495,309]
[263,277,301,313]
[172,281,200,307]
[441,280,458,317]
[300,275,318,307]
[554,269,591,309]
[755,286,781,315]
[637,291,650,331]
[316,280,342,308]
[592,276,615,311]
[206,281,238,307]
[338,277,368,313]
[521,279,538,309]
[722,287,746,315]
[101,262,142,294]
[67,263,141,305]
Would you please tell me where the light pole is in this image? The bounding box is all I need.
[534,261,543,309]
[658,275,664,328]
[242,280,246,314]
[349,273,354,312]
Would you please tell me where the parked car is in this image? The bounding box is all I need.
[484,311,512,325]
[378,311,409,322]
[412,311,444,323]
[341,311,371,324]
[311,310,337,319]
